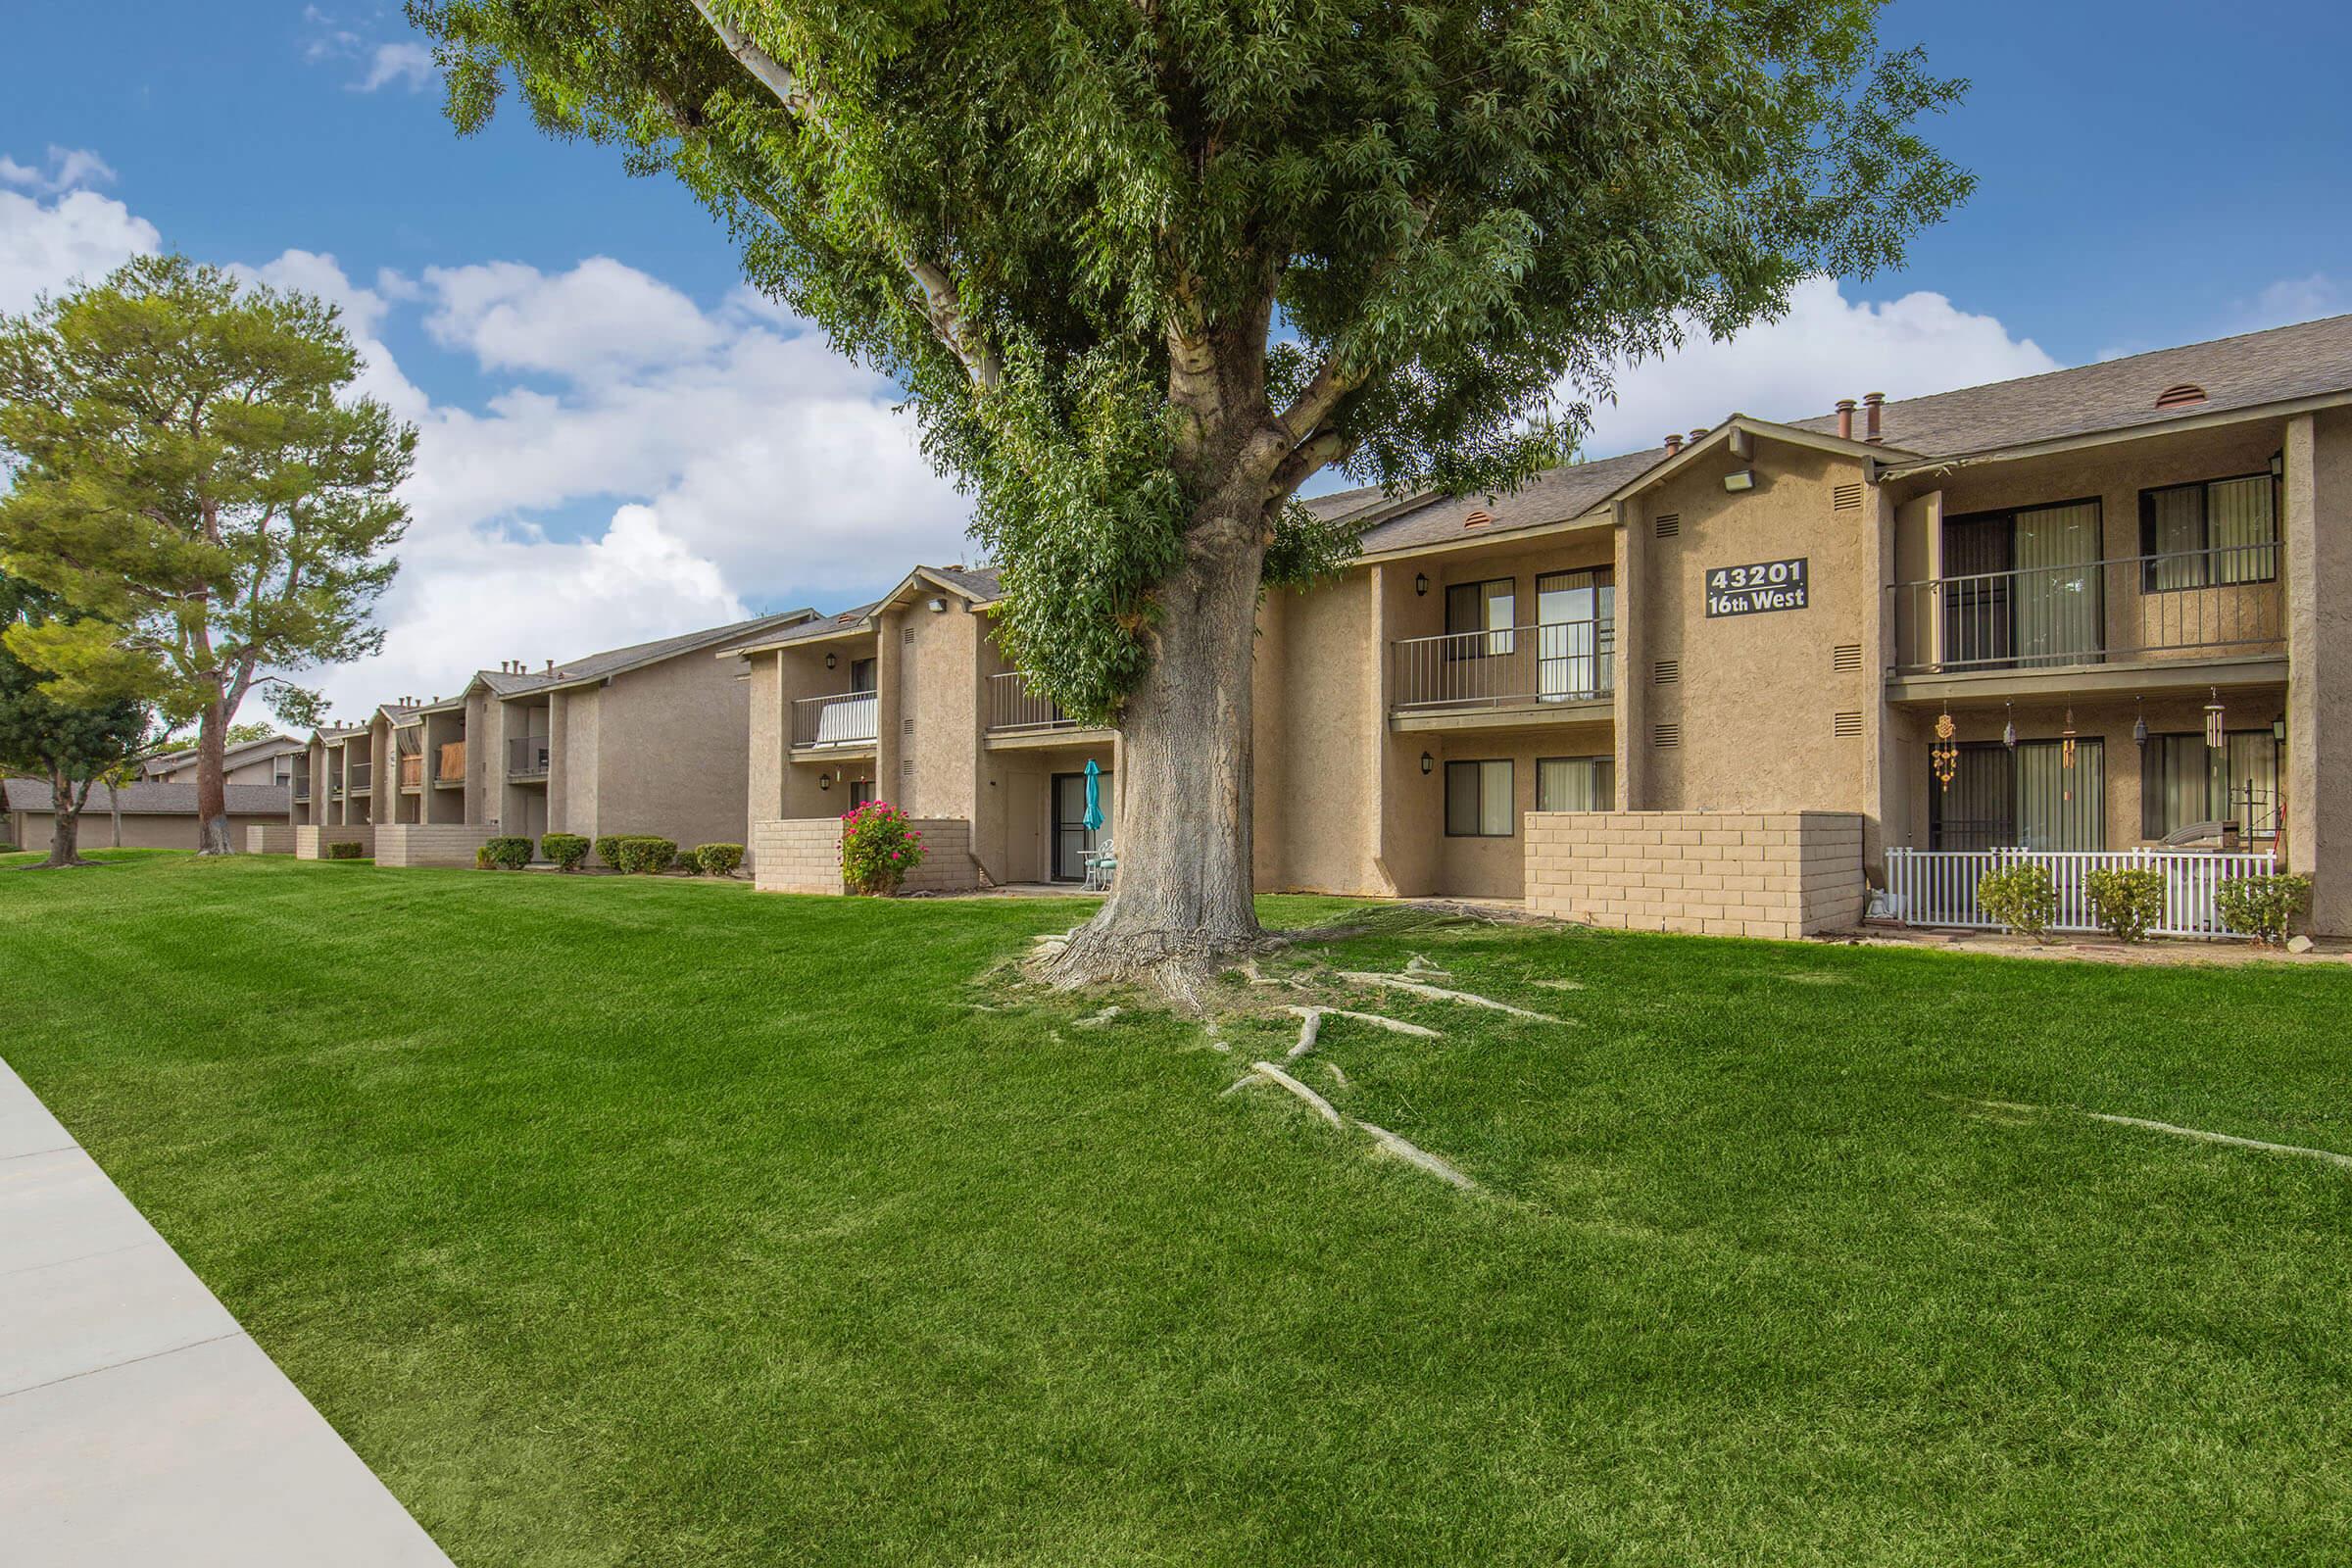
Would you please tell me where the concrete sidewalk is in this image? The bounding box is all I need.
[0,1057,453,1567]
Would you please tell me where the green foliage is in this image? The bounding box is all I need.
[840,801,923,896]
[615,836,678,875]
[1978,861,2057,943]
[324,840,366,860]
[410,0,1968,721]
[2084,868,2167,944]
[594,834,623,869]
[2216,874,2314,946]
[483,835,535,871]
[223,721,285,747]
[0,254,413,737]
[694,842,746,878]
[475,844,493,869]
[541,833,592,872]
[0,570,151,803]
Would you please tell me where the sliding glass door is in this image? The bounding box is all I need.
[1940,501,2104,669]
[1535,569,1613,700]
[1929,740,2105,850]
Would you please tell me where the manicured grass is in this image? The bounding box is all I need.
[3,856,2350,1565]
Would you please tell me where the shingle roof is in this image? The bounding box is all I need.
[4,778,289,815]
[1352,446,1671,555]
[1792,311,2352,463]
[924,564,1001,604]
[472,607,820,697]
[141,734,302,775]
[1300,482,1394,521]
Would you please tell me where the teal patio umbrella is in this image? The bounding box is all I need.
[1083,759,1105,834]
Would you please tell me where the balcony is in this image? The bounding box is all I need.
[1891,545,2285,687]
[292,777,311,803]
[348,761,371,794]
[1391,622,1616,723]
[793,691,878,751]
[988,671,1084,734]
[435,740,466,786]
[508,735,551,779]
[398,753,424,790]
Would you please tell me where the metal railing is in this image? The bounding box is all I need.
[793,691,879,749]
[988,671,1083,733]
[1891,546,2283,675]
[1392,621,1616,710]
[508,735,550,778]
[399,754,424,790]
[1885,846,2277,938]
[348,761,371,792]
[436,740,466,784]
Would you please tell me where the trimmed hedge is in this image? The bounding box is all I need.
[541,833,591,872]
[614,835,677,874]
[694,842,745,877]
[2084,867,2166,943]
[1977,860,2055,943]
[324,840,366,860]
[593,834,623,870]
[2217,873,2314,946]
[480,835,534,870]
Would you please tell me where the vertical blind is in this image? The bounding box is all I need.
[1535,756,1615,812]
[2143,732,2278,838]
[1445,760,1515,836]
[2011,502,2103,666]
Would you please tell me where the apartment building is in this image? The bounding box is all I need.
[143,733,304,788]
[738,313,2350,935]
[286,610,818,863]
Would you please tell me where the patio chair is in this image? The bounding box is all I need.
[1082,839,1116,892]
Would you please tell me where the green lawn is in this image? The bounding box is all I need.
[3,854,2349,1565]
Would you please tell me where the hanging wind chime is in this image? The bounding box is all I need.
[2132,696,2149,756]
[1933,707,1959,790]
[2205,687,2227,751]
[2060,708,2079,803]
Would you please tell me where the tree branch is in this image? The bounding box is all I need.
[687,0,1001,392]
[1267,429,1355,505]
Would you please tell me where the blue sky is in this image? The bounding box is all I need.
[3,0,2349,713]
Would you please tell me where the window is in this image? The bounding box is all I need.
[2140,474,2278,590]
[2142,731,2278,840]
[848,779,876,809]
[1445,760,1515,836]
[1536,756,1614,813]
[1928,740,2105,851]
[1444,578,1515,657]
[850,657,877,693]
[1940,500,2104,669]
[1534,568,1614,698]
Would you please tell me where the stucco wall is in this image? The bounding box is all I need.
[588,648,756,853]
[1527,810,1866,938]
[374,823,494,868]
[751,814,977,895]
[1255,574,1387,894]
[2286,407,2352,934]
[7,811,280,853]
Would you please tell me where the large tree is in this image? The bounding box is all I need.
[414,0,1967,988]
[0,256,414,855]
[0,572,153,868]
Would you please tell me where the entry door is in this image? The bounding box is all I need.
[1051,771,1109,882]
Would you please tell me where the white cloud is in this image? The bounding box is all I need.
[356,40,434,93]
[2238,273,2342,332]
[1569,277,2062,457]
[422,257,724,376]
[0,146,118,195]
[301,10,433,93]
[0,185,161,314]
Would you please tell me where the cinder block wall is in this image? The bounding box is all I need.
[1525,810,1865,939]
[295,824,375,860]
[752,815,979,895]
[245,825,296,856]
[374,823,493,868]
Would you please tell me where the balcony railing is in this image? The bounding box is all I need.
[292,778,311,802]
[793,691,879,749]
[399,754,424,790]
[436,740,466,784]
[508,735,551,778]
[1392,621,1616,711]
[349,761,371,793]
[988,671,1083,733]
[1892,546,2284,675]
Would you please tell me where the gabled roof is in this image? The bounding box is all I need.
[4,778,290,815]
[141,733,303,776]
[466,607,821,698]
[1352,446,1671,556]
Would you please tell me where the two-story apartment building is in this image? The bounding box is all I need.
[739,313,2350,934]
[143,733,305,788]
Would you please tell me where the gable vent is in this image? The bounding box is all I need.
[1833,482,1864,512]
[899,759,915,778]
[1832,710,1864,738]
[1461,508,1494,529]
[902,626,915,645]
[1652,659,1681,685]
[902,717,915,736]
[1653,512,1681,539]
[1831,643,1864,672]
[1652,723,1682,749]
[2155,383,2208,410]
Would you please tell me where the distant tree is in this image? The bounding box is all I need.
[223,720,285,747]
[414,0,1968,988]
[0,255,413,855]
[0,572,151,867]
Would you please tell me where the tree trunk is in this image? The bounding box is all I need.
[42,761,90,868]
[1049,505,1269,999]
[195,698,233,855]
[110,788,122,848]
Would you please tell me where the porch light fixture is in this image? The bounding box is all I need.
[2002,702,2017,751]
[2272,451,2285,479]
[1931,709,1958,791]
[1722,468,1756,493]
[818,772,833,791]
[2205,688,2226,751]
[825,652,837,669]
[1415,572,1429,596]
[1420,751,1435,775]
[2274,713,2288,745]
[2132,697,2148,754]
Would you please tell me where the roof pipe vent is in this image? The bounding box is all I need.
[1863,392,1885,444]
[1663,433,1683,455]
[1689,428,1707,447]
[1836,399,1856,441]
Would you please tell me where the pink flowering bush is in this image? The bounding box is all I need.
[840,800,925,895]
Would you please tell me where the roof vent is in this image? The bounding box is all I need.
[1832,644,1864,673]
[1833,482,1864,513]
[1662,433,1684,455]
[1462,508,1493,529]
[1652,723,1682,749]
[1654,512,1681,539]
[1653,659,1681,685]
[1833,710,1864,738]
[2155,382,2209,410]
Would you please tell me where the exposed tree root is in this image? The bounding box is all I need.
[1290,1004,1440,1039]
[1321,1061,1350,1088]
[1286,1007,1323,1060]
[1960,1098,2352,1173]
[1356,1121,1476,1189]
[1403,954,1452,980]
[1247,1060,1346,1127]
[1336,971,1560,1022]
[1072,1005,1123,1029]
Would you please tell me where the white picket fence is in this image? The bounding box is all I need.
[1884,847,2277,939]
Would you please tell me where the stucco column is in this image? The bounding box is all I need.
[875,610,905,806]
[2284,412,2352,933]
[1611,503,1645,809]
[546,693,568,836]
[1860,484,1896,877]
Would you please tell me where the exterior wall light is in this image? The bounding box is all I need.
[2274,713,2287,744]
[1420,752,1435,775]
[825,652,837,669]
[818,772,833,791]
[1722,469,1756,493]
[1415,572,1429,596]
[927,596,949,612]
[2272,451,2285,479]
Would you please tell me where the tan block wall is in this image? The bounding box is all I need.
[245,825,295,855]
[295,824,374,859]
[374,823,494,868]
[1526,810,1866,940]
[752,815,979,895]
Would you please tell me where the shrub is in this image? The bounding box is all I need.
[593,834,623,870]
[695,842,745,878]
[2216,872,2313,946]
[1977,860,2056,943]
[475,844,492,868]
[2083,867,2167,944]
[841,801,924,895]
[482,835,534,870]
[325,839,366,860]
[614,835,677,874]
[541,833,591,872]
